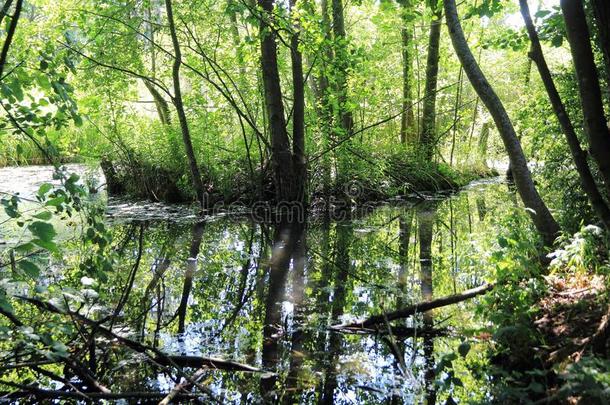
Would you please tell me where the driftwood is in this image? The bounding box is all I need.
[333,283,494,329]
[1,387,204,401]
[332,324,449,338]
[155,355,264,373]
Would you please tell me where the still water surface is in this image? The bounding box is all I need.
[0,165,515,403]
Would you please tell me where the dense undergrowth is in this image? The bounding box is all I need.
[97,135,497,205]
[472,218,610,403]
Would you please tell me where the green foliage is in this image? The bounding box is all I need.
[557,357,610,402]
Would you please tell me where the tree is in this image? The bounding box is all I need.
[560,0,610,200]
[398,0,416,144]
[290,0,306,204]
[165,0,206,207]
[419,2,443,160]
[590,0,610,97]
[258,0,305,203]
[444,0,560,245]
[519,0,610,228]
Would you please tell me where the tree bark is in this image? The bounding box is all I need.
[330,0,356,190]
[315,0,333,195]
[590,0,610,98]
[0,0,14,34]
[561,0,610,199]
[520,0,610,228]
[258,0,297,203]
[0,0,22,78]
[399,0,416,144]
[290,0,306,203]
[444,0,560,245]
[143,80,171,125]
[331,0,354,139]
[164,0,206,207]
[419,5,443,160]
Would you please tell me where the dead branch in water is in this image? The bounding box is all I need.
[332,283,494,329]
[332,324,449,338]
[155,355,265,373]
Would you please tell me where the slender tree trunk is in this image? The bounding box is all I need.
[0,0,22,78]
[449,67,464,165]
[520,0,610,228]
[258,0,297,203]
[290,0,306,204]
[419,6,443,160]
[0,0,15,34]
[316,0,333,195]
[399,0,416,144]
[143,80,171,125]
[561,0,610,199]
[590,0,610,98]
[418,205,437,404]
[444,0,560,245]
[165,0,205,207]
[331,0,355,188]
[177,222,205,333]
[331,0,354,139]
[477,121,490,167]
[227,0,246,82]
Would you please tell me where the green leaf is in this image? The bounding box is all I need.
[45,196,65,207]
[38,183,53,197]
[32,238,59,253]
[14,242,34,253]
[28,221,57,242]
[33,211,53,221]
[498,236,508,248]
[458,341,471,357]
[18,260,41,278]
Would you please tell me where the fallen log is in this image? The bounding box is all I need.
[332,325,449,338]
[1,388,205,401]
[155,355,264,373]
[332,283,494,329]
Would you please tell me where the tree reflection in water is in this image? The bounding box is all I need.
[1,179,508,403]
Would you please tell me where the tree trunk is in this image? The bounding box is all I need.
[331,0,354,139]
[477,121,490,167]
[399,0,416,144]
[590,0,610,98]
[164,0,206,207]
[419,6,443,160]
[143,80,171,125]
[0,0,22,78]
[561,0,610,199]
[520,0,610,228]
[315,0,333,195]
[290,0,306,204]
[331,0,355,188]
[418,205,437,405]
[258,0,297,203]
[444,0,560,245]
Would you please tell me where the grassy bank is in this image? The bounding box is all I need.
[99,148,498,206]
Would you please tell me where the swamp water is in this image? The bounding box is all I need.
[0,165,519,404]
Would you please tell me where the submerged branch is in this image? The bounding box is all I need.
[333,283,494,329]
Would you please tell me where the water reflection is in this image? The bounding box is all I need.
[418,204,437,405]
[2,174,515,403]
